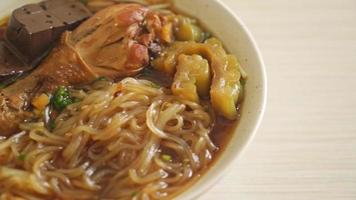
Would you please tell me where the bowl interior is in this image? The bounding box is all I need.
[0,0,267,199]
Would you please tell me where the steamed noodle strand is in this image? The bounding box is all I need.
[0,78,217,199]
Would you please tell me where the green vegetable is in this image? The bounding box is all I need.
[175,16,204,42]
[52,86,73,111]
[172,54,211,102]
[17,154,26,161]
[162,154,172,162]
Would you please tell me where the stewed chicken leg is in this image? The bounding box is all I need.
[0,4,163,135]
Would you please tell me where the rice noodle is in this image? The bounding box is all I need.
[0,78,216,199]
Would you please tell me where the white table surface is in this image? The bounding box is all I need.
[200,0,356,199]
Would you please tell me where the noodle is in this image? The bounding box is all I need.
[0,78,216,199]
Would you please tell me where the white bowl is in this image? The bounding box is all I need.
[0,0,267,199]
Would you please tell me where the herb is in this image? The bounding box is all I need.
[17,154,26,161]
[52,86,73,111]
[162,154,172,162]
[131,191,138,197]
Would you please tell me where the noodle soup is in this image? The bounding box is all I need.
[0,0,248,199]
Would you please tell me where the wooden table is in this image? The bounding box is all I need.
[201,0,356,199]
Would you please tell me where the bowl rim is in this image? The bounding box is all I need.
[175,0,268,199]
